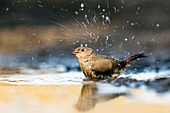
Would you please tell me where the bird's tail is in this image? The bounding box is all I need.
[125,53,147,67]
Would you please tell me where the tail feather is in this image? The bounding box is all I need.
[125,53,147,67]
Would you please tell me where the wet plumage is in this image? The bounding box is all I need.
[72,47,147,80]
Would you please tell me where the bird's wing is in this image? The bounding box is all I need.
[90,55,120,73]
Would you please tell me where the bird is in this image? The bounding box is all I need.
[72,47,147,80]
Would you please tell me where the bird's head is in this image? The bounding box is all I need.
[72,47,94,59]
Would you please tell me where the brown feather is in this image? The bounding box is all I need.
[72,47,147,80]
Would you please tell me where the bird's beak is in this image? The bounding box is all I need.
[72,51,78,55]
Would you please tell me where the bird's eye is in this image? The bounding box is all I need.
[81,49,84,52]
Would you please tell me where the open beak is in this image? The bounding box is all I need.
[72,51,78,55]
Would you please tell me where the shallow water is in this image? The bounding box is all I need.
[0,84,170,113]
[0,70,170,113]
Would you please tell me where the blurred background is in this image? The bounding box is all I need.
[0,0,170,72]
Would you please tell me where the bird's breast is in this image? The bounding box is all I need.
[79,59,122,79]
[79,61,96,78]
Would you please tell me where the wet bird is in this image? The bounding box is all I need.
[72,47,147,80]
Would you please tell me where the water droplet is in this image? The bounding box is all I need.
[137,6,140,10]
[102,15,105,18]
[38,4,43,8]
[113,7,117,13]
[105,16,109,20]
[106,36,109,40]
[85,14,87,18]
[132,36,135,39]
[6,7,9,11]
[137,41,140,45]
[75,11,79,15]
[80,3,84,8]
[98,5,100,8]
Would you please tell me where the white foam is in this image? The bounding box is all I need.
[119,70,170,81]
[0,72,84,85]
[0,70,169,85]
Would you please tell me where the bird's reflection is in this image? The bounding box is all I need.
[75,81,129,112]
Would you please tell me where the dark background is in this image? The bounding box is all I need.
[0,0,170,70]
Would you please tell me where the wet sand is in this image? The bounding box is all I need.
[0,84,169,113]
